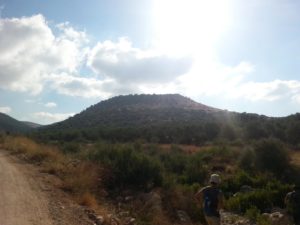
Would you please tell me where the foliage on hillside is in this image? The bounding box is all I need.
[30,94,300,147]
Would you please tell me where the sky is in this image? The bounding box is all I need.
[1,0,300,124]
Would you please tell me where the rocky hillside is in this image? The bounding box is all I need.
[47,94,220,128]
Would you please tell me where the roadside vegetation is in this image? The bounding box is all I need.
[0,132,299,225]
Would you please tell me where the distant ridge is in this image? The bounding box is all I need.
[0,113,33,133]
[22,121,42,129]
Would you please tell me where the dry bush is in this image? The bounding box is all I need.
[3,136,62,163]
[76,192,98,208]
[61,162,99,194]
[3,136,37,153]
[42,158,66,175]
[151,213,172,225]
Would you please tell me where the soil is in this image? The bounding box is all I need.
[0,150,94,225]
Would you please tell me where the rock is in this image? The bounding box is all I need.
[176,210,192,224]
[124,217,136,225]
[118,211,130,217]
[221,211,252,225]
[240,185,253,193]
[262,210,293,225]
[107,214,120,225]
[124,196,133,202]
[95,215,104,225]
[142,191,162,214]
[85,209,104,225]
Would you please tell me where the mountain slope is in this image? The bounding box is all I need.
[35,94,236,143]
[22,121,42,129]
[0,113,33,133]
[46,94,221,129]
[36,94,300,145]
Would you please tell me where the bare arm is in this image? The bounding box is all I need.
[194,189,204,207]
[218,192,225,210]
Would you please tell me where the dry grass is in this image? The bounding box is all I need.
[76,192,98,208]
[61,162,99,193]
[2,136,62,163]
[2,135,102,210]
[151,214,172,225]
[0,135,193,224]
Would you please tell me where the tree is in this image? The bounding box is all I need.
[286,121,300,145]
[254,139,290,176]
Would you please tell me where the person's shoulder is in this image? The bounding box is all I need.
[199,186,211,192]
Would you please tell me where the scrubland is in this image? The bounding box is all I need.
[0,134,298,225]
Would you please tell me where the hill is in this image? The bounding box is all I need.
[51,94,220,127]
[35,94,300,145]
[0,113,33,133]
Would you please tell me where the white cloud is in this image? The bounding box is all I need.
[0,14,87,95]
[44,102,57,108]
[172,61,255,98]
[0,106,11,114]
[229,79,300,102]
[33,112,75,124]
[48,73,112,98]
[1,15,193,98]
[175,59,300,106]
[1,14,299,114]
[25,99,37,103]
[87,38,193,84]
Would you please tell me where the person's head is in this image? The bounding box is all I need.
[294,184,300,191]
[209,174,221,186]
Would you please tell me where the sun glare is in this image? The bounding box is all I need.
[152,0,231,56]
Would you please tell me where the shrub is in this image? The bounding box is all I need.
[245,206,260,222]
[61,142,80,154]
[61,162,99,194]
[245,206,272,225]
[225,178,293,214]
[182,158,208,185]
[253,139,290,176]
[226,189,273,213]
[88,144,163,189]
[239,147,255,171]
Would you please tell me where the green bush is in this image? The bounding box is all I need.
[226,179,293,213]
[253,139,290,176]
[88,143,163,189]
[62,142,80,154]
[239,147,255,171]
[226,189,273,213]
[245,206,260,222]
[182,158,208,185]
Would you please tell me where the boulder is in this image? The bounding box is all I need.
[262,210,293,225]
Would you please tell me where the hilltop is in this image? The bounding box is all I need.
[48,94,220,128]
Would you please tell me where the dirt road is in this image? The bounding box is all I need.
[0,150,92,225]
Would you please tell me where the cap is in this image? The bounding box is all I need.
[209,174,221,184]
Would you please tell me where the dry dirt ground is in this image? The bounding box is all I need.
[0,150,94,225]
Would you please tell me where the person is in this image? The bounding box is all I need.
[285,185,300,225]
[195,174,224,225]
